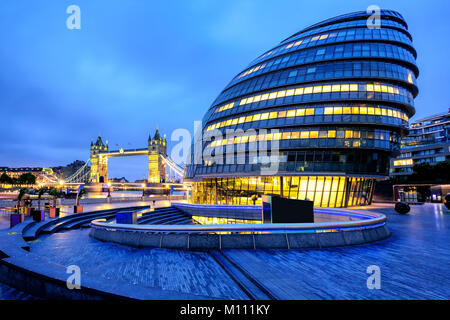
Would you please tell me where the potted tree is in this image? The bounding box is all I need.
[74,187,86,213]
[10,188,28,227]
[49,188,60,218]
[16,187,29,215]
[37,187,47,211]
[31,187,47,222]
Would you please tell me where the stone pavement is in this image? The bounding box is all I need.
[4,202,450,299]
[222,203,450,299]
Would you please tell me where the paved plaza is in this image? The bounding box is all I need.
[0,203,444,299]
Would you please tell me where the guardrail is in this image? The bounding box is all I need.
[91,214,385,234]
[91,208,386,234]
[89,208,390,250]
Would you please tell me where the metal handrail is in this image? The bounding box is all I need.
[91,209,386,233]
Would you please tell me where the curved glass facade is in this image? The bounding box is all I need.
[185,10,419,207]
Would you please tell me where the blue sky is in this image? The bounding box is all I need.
[1,0,449,181]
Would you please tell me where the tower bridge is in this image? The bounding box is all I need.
[89,128,183,184]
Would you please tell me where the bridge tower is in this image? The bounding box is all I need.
[90,135,108,183]
[148,128,167,183]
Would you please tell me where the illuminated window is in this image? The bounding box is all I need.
[277,90,286,98]
[286,89,295,96]
[345,130,353,138]
[393,159,413,166]
[313,86,322,93]
[295,88,304,95]
[304,87,313,94]
[322,85,332,93]
[324,107,333,115]
[287,110,296,117]
[332,84,340,92]
[408,73,413,84]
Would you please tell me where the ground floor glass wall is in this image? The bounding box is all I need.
[191,176,375,208]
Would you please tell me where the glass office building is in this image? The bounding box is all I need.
[391,109,450,177]
[185,10,419,207]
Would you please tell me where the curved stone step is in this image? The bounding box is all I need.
[138,212,186,224]
[42,211,118,234]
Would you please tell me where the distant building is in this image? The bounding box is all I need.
[0,167,44,183]
[90,135,109,183]
[391,108,450,178]
[148,128,167,183]
[109,177,128,183]
[0,167,43,175]
[388,109,450,202]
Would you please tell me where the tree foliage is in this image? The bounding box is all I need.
[0,172,36,185]
[409,160,450,183]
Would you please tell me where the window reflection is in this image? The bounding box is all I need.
[191,176,374,208]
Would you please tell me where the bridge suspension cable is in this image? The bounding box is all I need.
[64,159,91,183]
[160,155,184,178]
